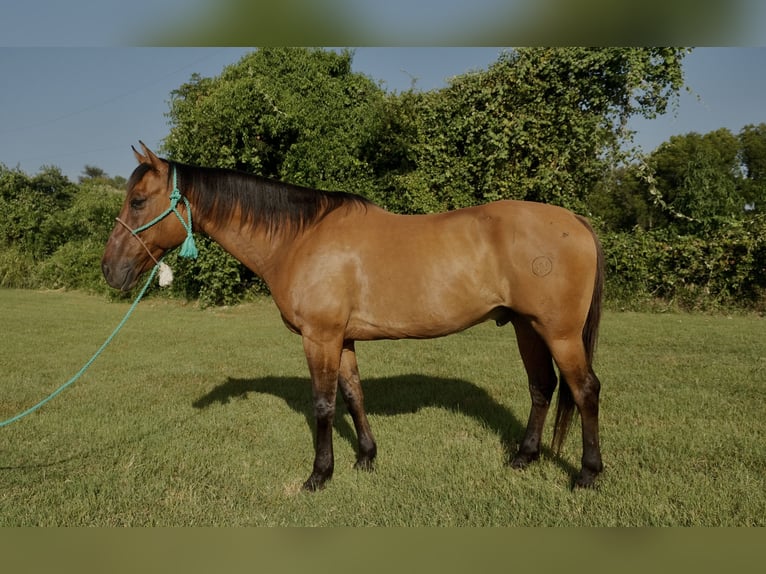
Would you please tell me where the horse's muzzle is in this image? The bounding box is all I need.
[101,259,139,292]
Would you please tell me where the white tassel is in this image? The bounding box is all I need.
[158,262,174,287]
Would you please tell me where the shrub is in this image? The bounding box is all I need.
[0,246,37,289]
[601,215,766,311]
[35,238,111,294]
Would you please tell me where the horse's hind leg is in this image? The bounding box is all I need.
[338,342,377,470]
[510,317,558,469]
[547,338,603,488]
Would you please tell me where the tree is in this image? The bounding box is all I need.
[79,165,126,189]
[383,47,688,214]
[648,129,744,231]
[588,164,656,231]
[79,165,108,183]
[164,47,386,196]
[739,123,766,212]
[0,165,77,259]
[0,163,126,293]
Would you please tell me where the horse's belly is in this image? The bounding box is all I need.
[346,313,491,340]
[346,281,503,341]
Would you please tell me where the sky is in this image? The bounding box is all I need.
[1,47,765,182]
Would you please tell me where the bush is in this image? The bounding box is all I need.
[35,238,112,294]
[601,215,766,311]
[0,246,37,288]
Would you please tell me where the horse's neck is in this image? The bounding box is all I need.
[196,212,288,287]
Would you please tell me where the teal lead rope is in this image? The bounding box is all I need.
[0,262,161,427]
[1,166,198,428]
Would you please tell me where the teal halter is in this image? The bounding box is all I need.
[127,165,198,259]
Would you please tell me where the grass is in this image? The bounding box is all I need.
[0,288,764,526]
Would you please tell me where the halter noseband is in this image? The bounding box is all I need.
[115,165,198,261]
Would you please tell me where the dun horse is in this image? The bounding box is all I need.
[102,143,605,490]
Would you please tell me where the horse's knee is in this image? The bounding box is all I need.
[313,394,335,420]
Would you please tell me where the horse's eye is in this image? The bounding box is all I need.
[130,197,146,210]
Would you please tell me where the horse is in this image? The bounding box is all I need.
[102,142,605,491]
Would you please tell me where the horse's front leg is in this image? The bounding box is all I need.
[302,333,343,491]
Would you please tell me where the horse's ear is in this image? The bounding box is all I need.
[132,144,147,165]
[138,140,163,169]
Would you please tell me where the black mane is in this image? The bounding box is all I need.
[171,162,372,235]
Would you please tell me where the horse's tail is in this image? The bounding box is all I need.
[552,216,604,453]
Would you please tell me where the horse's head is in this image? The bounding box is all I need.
[101,142,191,291]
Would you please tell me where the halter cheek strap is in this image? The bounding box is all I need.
[115,216,160,264]
[116,165,199,260]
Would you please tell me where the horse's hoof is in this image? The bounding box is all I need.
[510,457,528,470]
[302,472,330,492]
[573,468,601,489]
[510,451,539,470]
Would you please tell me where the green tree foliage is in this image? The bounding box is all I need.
[164,47,384,194]
[165,47,687,216]
[0,165,77,260]
[590,125,766,310]
[649,128,743,231]
[79,165,108,182]
[739,123,766,211]
[593,126,764,234]
[382,48,687,214]
[602,215,766,311]
[163,47,390,303]
[588,165,657,231]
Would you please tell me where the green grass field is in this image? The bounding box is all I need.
[1,288,764,526]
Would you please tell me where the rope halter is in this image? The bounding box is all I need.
[115,165,199,263]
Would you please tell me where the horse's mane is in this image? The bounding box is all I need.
[172,162,372,235]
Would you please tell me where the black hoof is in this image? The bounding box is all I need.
[302,471,331,492]
[510,451,539,470]
[573,467,601,489]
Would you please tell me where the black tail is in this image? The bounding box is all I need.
[552,217,604,453]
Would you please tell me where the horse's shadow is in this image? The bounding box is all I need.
[192,374,577,476]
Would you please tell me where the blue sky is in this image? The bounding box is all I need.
[1,47,765,182]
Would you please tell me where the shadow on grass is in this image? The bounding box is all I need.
[192,374,578,478]
[1,375,578,480]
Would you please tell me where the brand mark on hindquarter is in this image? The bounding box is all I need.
[532,256,553,277]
